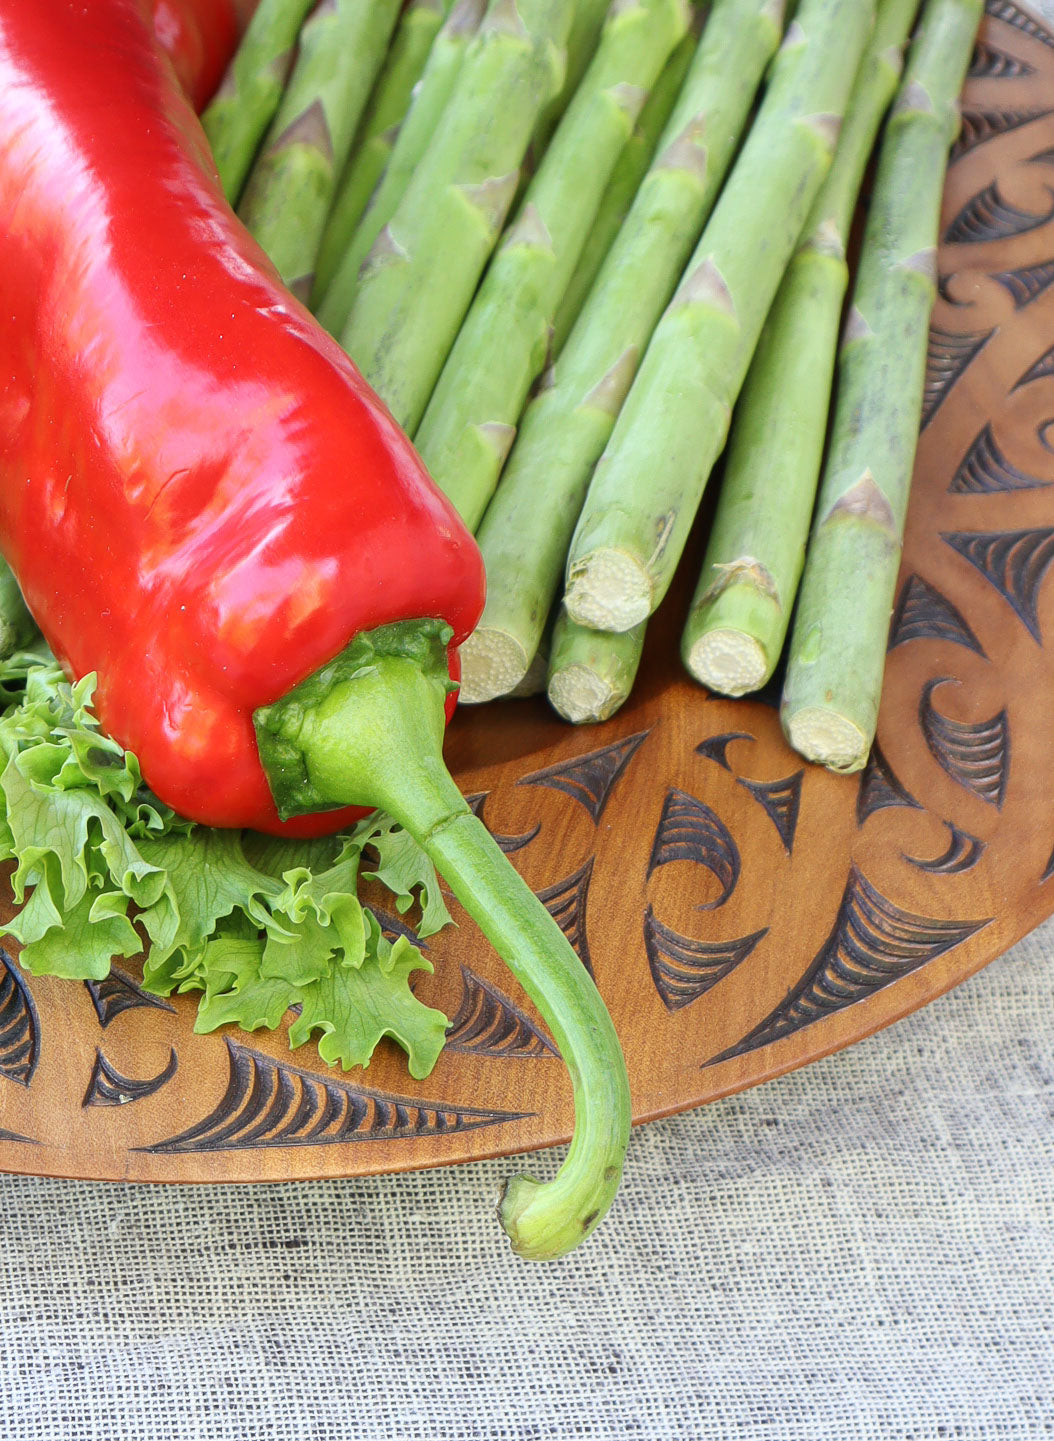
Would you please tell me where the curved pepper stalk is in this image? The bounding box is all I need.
[254,620,631,1260]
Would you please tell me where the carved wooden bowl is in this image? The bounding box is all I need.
[3,0,1054,1185]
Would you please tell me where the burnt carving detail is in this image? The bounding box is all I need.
[1015,342,1054,389]
[942,526,1054,641]
[648,788,740,910]
[736,772,804,855]
[0,1128,36,1145]
[951,108,1053,162]
[518,729,649,823]
[84,967,176,1028]
[705,868,990,1065]
[0,948,38,1088]
[943,180,1054,246]
[969,38,1035,77]
[644,907,767,1013]
[464,792,540,855]
[444,967,557,1059]
[919,679,1010,809]
[856,745,922,825]
[694,731,753,772]
[889,574,987,657]
[949,423,1052,492]
[903,821,987,875]
[984,0,1054,50]
[138,1038,531,1154]
[922,328,993,427]
[993,258,1054,308]
[83,1047,178,1108]
[536,858,594,976]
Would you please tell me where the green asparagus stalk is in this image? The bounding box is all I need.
[310,0,452,307]
[551,29,697,359]
[781,0,983,772]
[682,0,920,698]
[416,0,692,530]
[0,559,37,659]
[547,612,646,723]
[457,0,784,704]
[237,0,403,301]
[200,0,318,205]
[562,0,874,636]
[529,0,614,157]
[314,0,486,338]
[339,0,575,434]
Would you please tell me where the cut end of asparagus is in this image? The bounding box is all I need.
[783,705,868,773]
[565,549,651,632]
[548,663,619,724]
[457,628,530,704]
[684,628,768,698]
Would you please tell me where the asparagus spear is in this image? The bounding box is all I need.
[200,0,318,205]
[781,0,983,772]
[551,30,697,359]
[237,0,403,301]
[682,0,920,698]
[457,0,784,704]
[563,0,874,635]
[340,0,575,434]
[547,611,646,723]
[314,0,486,338]
[416,0,692,531]
[529,0,614,156]
[310,0,452,307]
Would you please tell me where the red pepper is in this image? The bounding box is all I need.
[0,0,483,838]
[0,0,629,1260]
[151,0,258,110]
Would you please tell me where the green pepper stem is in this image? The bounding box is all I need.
[254,622,630,1260]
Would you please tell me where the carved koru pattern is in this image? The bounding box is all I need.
[889,574,987,657]
[943,179,1054,245]
[922,328,993,427]
[444,967,557,1059]
[648,788,739,910]
[464,792,540,855]
[952,108,1053,163]
[0,948,38,1088]
[83,1047,178,1107]
[695,731,753,771]
[950,423,1052,492]
[985,0,1054,49]
[84,967,176,1028]
[903,822,987,875]
[1016,342,1054,388]
[920,679,1010,808]
[138,1038,530,1153]
[993,258,1054,307]
[643,907,767,1013]
[518,729,649,823]
[942,526,1054,640]
[0,1128,35,1145]
[969,38,1035,78]
[536,859,594,975]
[856,745,922,825]
[736,772,803,855]
[1042,845,1054,883]
[706,869,991,1066]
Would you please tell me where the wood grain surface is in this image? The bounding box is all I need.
[2,0,1054,1185]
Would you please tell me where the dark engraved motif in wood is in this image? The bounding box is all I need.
[84,966,177,1028]
[942,526,1054,640]
[951,108,1053,163]
[643,906,767,1013]
[856,744,923,825]
[943,179,1054,245]
[694,731,753,772]
[647,788,740,910]
[922,328,993,427]
[705,868,991,1066]
[371,907,425,952]
[889,574,987,657]
[517,729,650,823]
[444,966,558,1059]
[949,423,1052,492]
[903,821,987,875]
[993,258,1054,308]
[0,947,38,1088]
[138,1038,531,1154]
[83,1047,178,1108]
[919,679,1010,808]
[1015,341,1054,388]
[1032,144,1054,166]
[736,772,804,856]
[0,1128,35,1145]
[535,858,594,976]
[464,792,540,855]
[1041,419,1054,452]
[1041,844,1054,883]
[969,38,1035,77]
[985,0,1054,49]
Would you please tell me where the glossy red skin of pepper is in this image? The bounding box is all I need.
[0,0,486,837]
[152,0,257,110]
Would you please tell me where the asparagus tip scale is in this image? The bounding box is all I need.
[843,304,873,345]
[476,420,518,467]
[458,628,531,704]
[784,706,869,772]
[548,662,622,724]
[583,347,640,418]
[903,246,939,282]
[272,98,334,161]
[827,469,897,533]
[684,628,768,698]
[655,115,709,181]
[456,171,521,232]
[675,256,735,317]
[801,112,843,149]
[448,0,488,33]
[606,82,649,123]
[565,548,651,632]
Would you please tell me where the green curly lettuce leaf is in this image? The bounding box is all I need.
[0,646,452,1077]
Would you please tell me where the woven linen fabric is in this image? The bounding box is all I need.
[1,916,1051,1441]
